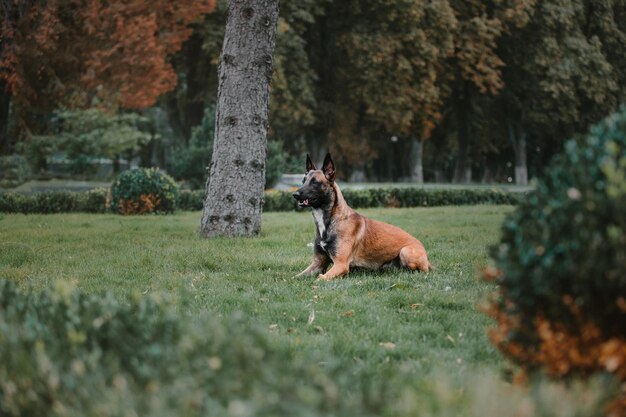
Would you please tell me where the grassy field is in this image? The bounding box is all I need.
[0,206,608,415]
[1,205,507,362]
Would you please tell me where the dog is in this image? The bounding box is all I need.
[293,153,432,280]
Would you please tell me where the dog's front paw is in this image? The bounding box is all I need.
[316,273,333,281]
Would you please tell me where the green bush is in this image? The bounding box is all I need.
[0,189,108,214]
[0,192,31,213]
[0,187,522,214]
[0,279,377,417]
[485,108,626,392]
[490,108,626,338]
[109,168,178,215]
[0,280,614,417]
[178,189,205,211]
[263,189,299,212]
[0,154,31,188]
[75,188,108,213]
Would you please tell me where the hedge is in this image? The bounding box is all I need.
[0,188,109,214]
[0,187,523,214]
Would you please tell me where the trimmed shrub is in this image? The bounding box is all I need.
[484,109,626,411]
[0,189,108,214]
[0,186,522,214]
[76,188,108,213]
[0,192,31,213]
[263,189,299,212]
[178,189,205,211]
[109,168,178,215]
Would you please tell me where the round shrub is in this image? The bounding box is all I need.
[109,168,178,215]
[485,109,626,391]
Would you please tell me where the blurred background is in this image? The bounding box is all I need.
[1,0,624,191]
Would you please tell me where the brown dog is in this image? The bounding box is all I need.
[293,153,432,280]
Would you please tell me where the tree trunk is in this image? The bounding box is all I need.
[409,136,424,184]
[200,0,279,238]
[0,81,11,155]
[453,82,473,183]
[507,119,528,186]
[514,135,528,185]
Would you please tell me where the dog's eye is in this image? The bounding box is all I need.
[309,178,317,185]
[302,176,306,184]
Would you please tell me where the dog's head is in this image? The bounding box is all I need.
[292,153,336,209]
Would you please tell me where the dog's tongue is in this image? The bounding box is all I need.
[303,199,309,206]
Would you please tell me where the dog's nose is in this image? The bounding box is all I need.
[292,191,301,200]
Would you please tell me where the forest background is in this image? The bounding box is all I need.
[1,0,625,188]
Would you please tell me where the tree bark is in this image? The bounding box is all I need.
[200,0,279,238]
[453,82,473,183]
[507,119,528,185]
[0,81,11,155]
[409,136,424,184]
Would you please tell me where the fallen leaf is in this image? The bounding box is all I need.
[307,309,315,325]
[342,310,354,317]
[379,342,396,349]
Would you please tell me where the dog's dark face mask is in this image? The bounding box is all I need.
[292,153,336,209]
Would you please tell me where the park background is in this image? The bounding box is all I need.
[1,1,626,417]
[1,0,624,189]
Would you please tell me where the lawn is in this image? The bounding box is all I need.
[0,206,606,415]
[1,205,507,361]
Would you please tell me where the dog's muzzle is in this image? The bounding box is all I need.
[292,191,310,207]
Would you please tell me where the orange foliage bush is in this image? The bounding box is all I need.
[484,287,626,416]
[118,194,162,215]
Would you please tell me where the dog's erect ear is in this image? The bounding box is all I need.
[306,154,316,172]
[322,153,335,182]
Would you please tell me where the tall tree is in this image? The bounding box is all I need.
[498,0,625,180]
[444,0,535,183]
[319,0,456,181]
[199,0,279,238]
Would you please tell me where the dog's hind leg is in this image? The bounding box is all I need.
[399,244,431,272]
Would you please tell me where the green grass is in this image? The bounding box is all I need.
[0,206,508,372]
[0,206,614,415]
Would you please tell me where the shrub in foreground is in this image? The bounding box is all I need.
[0,280,613,417]
[109,168,178,214]
[0,280,361,417]
[484,108,626,412]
